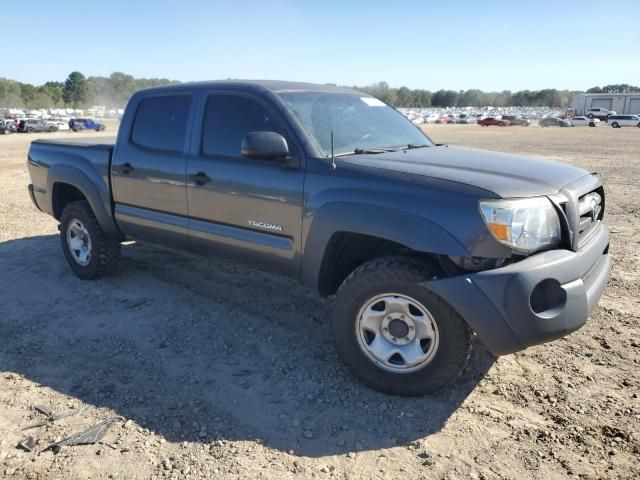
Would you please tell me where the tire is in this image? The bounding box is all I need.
[587,113,594,119]
[332,256,473,396]
[49,126,56,132]
[60,200,120,280]
[589,122,595,127]
[611,122,619,128]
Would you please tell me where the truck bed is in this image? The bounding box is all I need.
[30,136,116,150]
[27,137,117,228]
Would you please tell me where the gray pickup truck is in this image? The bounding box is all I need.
[27,81,610,396]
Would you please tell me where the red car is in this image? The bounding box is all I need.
[1,119,18,134]
[477,117,510,127]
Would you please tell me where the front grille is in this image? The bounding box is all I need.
[577,187,604,246]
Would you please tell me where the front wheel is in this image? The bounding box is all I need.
[332,256,472,396]
[60,201,121,279]
[611,122,619,128]
[588,113,594,119]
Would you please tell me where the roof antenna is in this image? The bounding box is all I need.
[330,130,336,171]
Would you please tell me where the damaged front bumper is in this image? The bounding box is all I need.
[422,223,611,356]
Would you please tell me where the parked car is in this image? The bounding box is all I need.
[434,115,451,124]
[27,80,610,396]
[70,118,106,132]
[571,116,600,127]
[456,114,474,124]
[478,117,510,126]
[608,114,640,128]
[587,108,616,120]
[501,115,530,126]
[18,118,56,133]
[539,117,571,127]
[69,119,86,132]
[47,119,70,131]
[0,119,17,134]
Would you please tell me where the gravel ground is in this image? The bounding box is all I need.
[0,123,638,479]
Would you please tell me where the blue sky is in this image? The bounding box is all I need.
[3,0,639,90]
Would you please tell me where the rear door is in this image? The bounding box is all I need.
[111,92,194,250]
[185,91,304,279]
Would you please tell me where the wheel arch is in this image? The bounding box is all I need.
[48,164,123,240]
[301,202,469,296]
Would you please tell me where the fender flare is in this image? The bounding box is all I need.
[301,202,469,293]
[47,164,122,239]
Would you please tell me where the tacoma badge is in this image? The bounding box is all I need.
[248,220,283,232]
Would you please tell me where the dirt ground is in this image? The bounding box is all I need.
[0,123,638,480]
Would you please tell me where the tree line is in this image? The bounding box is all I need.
[355,82,640,108]
[1,73,638,109]
[0,72,178,109]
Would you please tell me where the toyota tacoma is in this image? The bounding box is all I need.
[27,81,611,396]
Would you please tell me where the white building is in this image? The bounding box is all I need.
[572,93,640,115]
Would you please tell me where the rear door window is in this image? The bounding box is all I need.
[131,95,192,152]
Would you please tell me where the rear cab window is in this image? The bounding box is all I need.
[131,95,192,152]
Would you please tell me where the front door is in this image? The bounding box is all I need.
[186,92,304,279]
[111,93,193,250]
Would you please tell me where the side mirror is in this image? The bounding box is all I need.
[241,131,290,163]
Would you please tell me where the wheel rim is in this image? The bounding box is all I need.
[355,293,440,373]
[66,219,92,266]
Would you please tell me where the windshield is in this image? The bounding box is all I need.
[278,91,433,156]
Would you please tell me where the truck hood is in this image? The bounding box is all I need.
[339,145,590,197]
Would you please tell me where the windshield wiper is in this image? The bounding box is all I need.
[354,147,396,154]
[334,147,397,157]
[404,143,429,150]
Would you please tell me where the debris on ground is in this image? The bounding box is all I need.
[16,436,36,452]
[22,404,81,430]
[44,416,124,454]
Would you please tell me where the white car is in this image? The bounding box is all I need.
[46,119,70,131]
[571,116,600,127]
[608,114,640,128]
[587,108,616,120]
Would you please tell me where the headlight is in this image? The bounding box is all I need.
[479,197,561,253]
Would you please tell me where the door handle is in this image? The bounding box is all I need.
[190,171,212,186]
[119,162,134,174]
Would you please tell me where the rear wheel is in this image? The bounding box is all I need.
[332,256,473,396]
[611,122,619,128]
[60,201,120,279]
[588,113,594,119]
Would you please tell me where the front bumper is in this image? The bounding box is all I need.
[27,184,43,212]
[423,223,610,355]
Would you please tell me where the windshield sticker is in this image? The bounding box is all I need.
[360,97,385,107]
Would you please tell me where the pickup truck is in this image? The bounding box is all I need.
[27,80,611,396]
[587,108,616,120]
